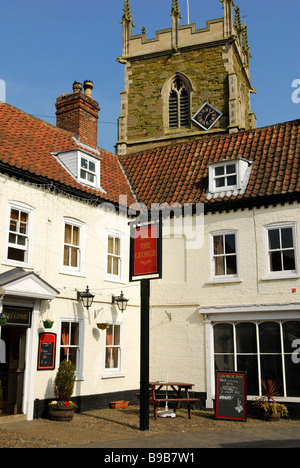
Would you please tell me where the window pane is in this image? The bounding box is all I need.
[7,247,25,262]
[81,158,88,169]
[215,256,225,275]
[72,226,80,246]
[214,236,223,255]
[114,237,120,256]
[282,250,295,271]
[227,175,237,186]
[281,228,293,249]
[88,161,96,172]
[71,322,79,345]
[236,323,257,353]
[259,322,281,353]
[237,355,258,395]
[226,255,237,275]
[108,237,114,254]
[215,166,224,176]
[114,325,120,346]
[270,251,282,271]
[260,355,283,394]
[216,177,225,188]
[215,355,234,372]
[112,257,119,275]
[226,164,236,174]
[285,357,300,397]
[225,234,236,254]
[268,229,280,250]
[64,224,72,244]
[70,247,78,267]
[63,246,69,266]
[283,322,300,353]
[214,323,233,353]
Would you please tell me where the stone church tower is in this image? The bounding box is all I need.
[116,0,256,156]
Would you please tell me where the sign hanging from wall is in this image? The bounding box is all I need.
[129,218,162,282]
[215,371,247,422]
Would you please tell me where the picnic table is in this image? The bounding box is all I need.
[148,381,200,419]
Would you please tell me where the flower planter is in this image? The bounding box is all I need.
[48,405,76,422]
[97,323,109,330]
[0,317,7,326]
[110,400,129,409]
[43,320,54,329]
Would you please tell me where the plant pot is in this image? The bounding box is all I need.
[110,400,129,409]
[48,405,75,422]
[97,323,109,330]
[0,317,7,326]
[255,409,281,421]
[43,320,54,329]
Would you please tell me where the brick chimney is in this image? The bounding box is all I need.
[56,81,100,148]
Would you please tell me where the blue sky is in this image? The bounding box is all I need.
[1,0,299,152]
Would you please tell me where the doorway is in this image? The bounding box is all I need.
[0,325,27,415]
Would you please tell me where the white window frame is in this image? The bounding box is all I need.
[264,222,299,279]
[60,218,85,276]
[78,153,100,188]
[210,230,240,282]
[4,201,34,268]
[58,317,84,380]
[209,161,239,193]
[102,321,124,378]
[105,230,125,283]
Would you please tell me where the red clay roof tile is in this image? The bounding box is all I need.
[0,103,136,206]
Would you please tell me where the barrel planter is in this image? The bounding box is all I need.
[48,405,76,422]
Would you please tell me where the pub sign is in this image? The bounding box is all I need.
[129,219,162,282]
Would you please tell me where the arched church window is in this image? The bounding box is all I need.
[168,77,190,129]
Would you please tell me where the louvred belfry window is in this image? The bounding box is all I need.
[169,77,190,129]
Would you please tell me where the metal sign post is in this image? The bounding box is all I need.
[129,215,162,431]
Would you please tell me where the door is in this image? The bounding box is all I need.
[0,325,27,415]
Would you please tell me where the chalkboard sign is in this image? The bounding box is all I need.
[38,333,56,370]
[215,371,247,421]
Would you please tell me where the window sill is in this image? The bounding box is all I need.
[262,274,300,281]
[59,269,86,278]
[2,260,34,269]
[104,276,126,285]
[206,278,243,285]
[102,372,125,379]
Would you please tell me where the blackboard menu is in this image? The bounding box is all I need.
[215,371,247,421]
[38,333,56,370]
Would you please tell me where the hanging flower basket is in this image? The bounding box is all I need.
[97,323,110,330]
[43,320,54,329]
[0,315,8,326]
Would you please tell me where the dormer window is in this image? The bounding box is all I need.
[54,149,103,191]
[208,158,253,197]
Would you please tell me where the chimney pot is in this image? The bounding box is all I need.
[73,81,83,93]
[84,80,93,97]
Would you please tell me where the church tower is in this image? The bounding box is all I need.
[116,0,256,156]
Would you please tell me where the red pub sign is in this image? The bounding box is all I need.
[130,220,162,281]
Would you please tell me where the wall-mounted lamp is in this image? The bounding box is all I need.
[112,291,128,312]
[77,286,95,310]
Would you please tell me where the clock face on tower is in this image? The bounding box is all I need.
[192,102,223,131]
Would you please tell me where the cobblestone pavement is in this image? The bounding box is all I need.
[0,406,300,448]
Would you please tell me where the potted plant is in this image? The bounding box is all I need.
[252,379,288,420]
[48,360,77,421]
[0,313,7,326]
[43,319,54,329]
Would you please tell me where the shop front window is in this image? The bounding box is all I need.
[213,320,300,397]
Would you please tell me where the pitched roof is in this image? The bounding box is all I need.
[0,103,136,206]
[120,119,300,211]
